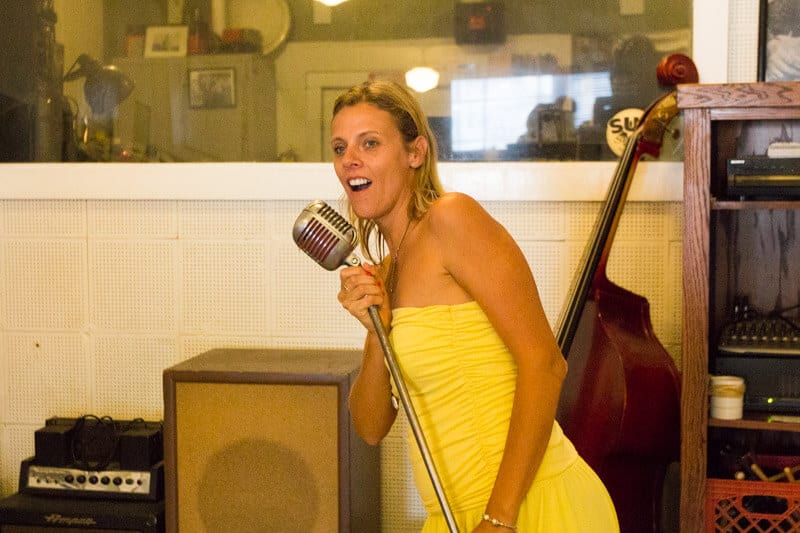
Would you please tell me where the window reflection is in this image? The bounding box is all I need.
[0,0,691,164]
[450,72,611,160]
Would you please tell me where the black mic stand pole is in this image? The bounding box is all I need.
[366,304,459,533]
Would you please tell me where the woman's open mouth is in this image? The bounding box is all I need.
[348,178,372,192]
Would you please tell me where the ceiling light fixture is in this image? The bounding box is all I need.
[315,0,348,6]
[404,67,440,93]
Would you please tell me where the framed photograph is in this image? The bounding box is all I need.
[144,25,188,58]
[189,68,237,109]
[757,0,800,81]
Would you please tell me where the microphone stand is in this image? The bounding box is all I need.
[367,305,460,533]
[291,200,458,531]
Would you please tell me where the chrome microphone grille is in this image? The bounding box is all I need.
[292,200,360,271]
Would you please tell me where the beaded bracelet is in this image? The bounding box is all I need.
[481,513,518,531]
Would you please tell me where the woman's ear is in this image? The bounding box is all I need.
[408,136,428,169]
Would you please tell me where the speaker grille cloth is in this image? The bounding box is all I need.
[175,382,339,533]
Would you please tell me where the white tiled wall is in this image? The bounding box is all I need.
[0,198,682,531]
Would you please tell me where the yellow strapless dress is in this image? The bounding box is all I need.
[389,301,619,532]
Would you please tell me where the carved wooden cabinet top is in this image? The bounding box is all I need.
[677,81,800,109]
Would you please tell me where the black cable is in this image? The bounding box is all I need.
[70,414,119,471]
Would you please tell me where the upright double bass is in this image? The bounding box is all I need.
[555,55,698,533]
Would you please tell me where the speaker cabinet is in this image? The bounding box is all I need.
[0,492,164,532]
[162,348,380,533]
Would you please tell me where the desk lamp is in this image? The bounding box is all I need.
[63,54,134,160]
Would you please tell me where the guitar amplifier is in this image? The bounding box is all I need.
[0,492,164,532]
[19,457,164,502]
[19,417,164,501]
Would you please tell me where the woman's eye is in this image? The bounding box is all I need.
[332,144,345,156]
[364,139,378,149]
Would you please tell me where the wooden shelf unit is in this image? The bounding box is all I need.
[678,81,800,532]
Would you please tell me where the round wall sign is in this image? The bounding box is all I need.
[605,108,644,157]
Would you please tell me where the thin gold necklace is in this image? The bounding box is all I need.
[386,219,413,298]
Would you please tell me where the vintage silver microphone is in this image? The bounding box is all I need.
[293,200,459,533]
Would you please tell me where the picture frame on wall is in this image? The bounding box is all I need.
[144,25,188,58]
[189,68,237,109]
[757,0,800,81]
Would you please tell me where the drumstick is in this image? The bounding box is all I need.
[751,463,800,482]
[767,464,800,482]
[751,463,770,481]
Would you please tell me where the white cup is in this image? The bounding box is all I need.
[709,375,745,420]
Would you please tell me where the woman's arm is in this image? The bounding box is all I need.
[429,193,568,527]
[349,331,398,445]
[340,263,398,445]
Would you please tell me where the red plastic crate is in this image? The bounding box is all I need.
[706,478,800,532]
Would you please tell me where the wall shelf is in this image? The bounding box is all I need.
[678,80,800,532]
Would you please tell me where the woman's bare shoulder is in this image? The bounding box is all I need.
[427,192,491,231]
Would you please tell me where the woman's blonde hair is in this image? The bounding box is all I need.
[332,80,444,264]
